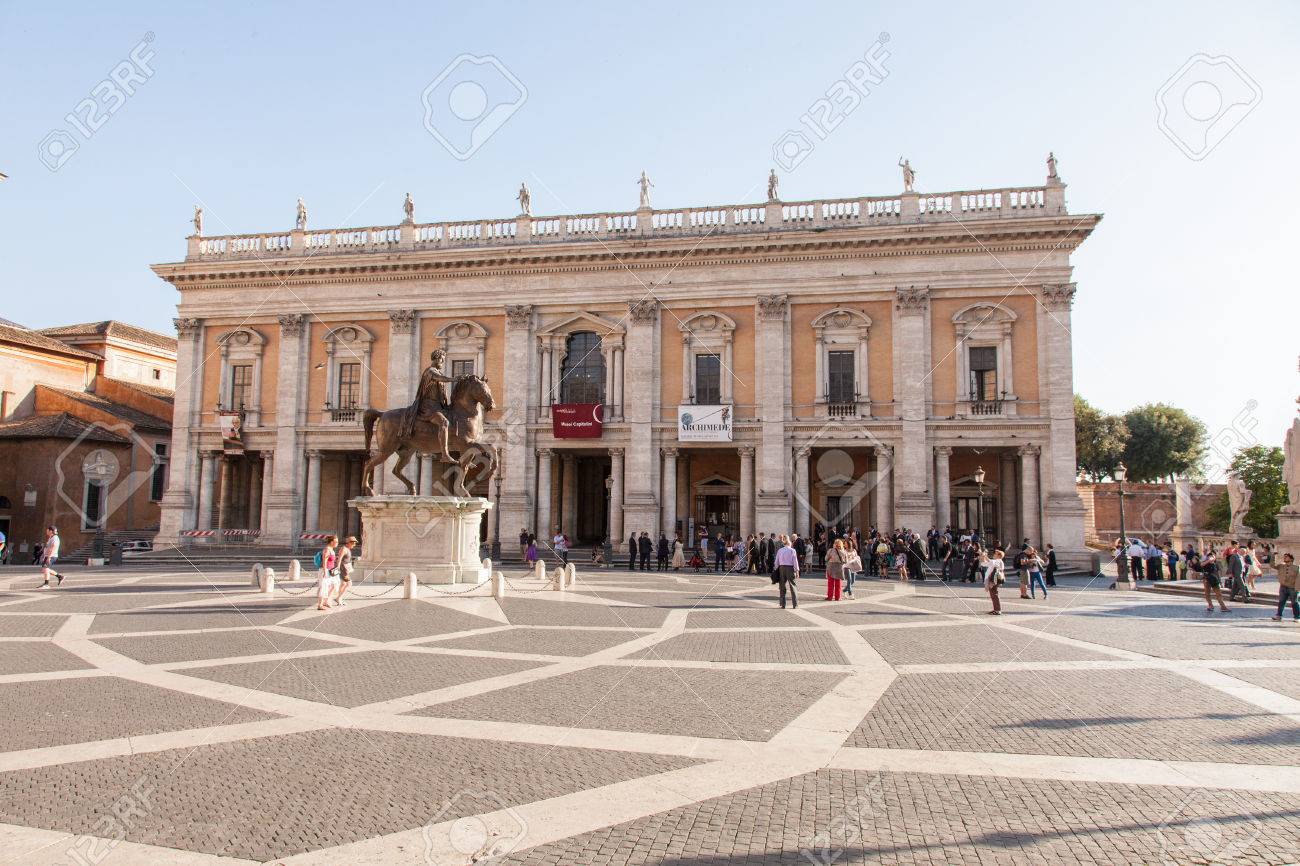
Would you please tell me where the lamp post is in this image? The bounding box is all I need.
[973,465,986,544]
[490,472,502,562]
[1113,462,1130,588]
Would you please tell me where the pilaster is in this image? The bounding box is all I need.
[622,299,660,534]
[264,313,307,544]
[754,294,791,534]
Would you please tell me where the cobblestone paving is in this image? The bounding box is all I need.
[1,677,276,751]
[0,640,92,675]
[417,665,847,740]
[428,626,646,656]
[859,623,1113,665]
[94,628,348,664]
[181,648,544,707]
[500,768,1300,865]
[850,668,1300,763]
[0,568,1297,864]
[0,728,697,862]
[629,630,850,665]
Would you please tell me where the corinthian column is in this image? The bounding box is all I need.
[264,313,308,544]
[622,299,660,534]
[1037,284,1088,562]
[934,446,952,530]
[738,446,755,538]
[535,448,553,537]
[608,447,625,543]
[755,294,790,533]
[499,304,536,537]
[661,447,679,537]
[1019,444,1041,548]
[157,317,205,543]
[892,287,933,531]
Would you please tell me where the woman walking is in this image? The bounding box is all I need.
[671,535,685,571]
[825,538,846,601]
[525,536,538,567]
[315,535,339,611]
[984,548,1006,615]
[332,535,357,607]
[843,544,863,599]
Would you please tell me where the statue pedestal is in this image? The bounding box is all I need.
[349,495,491,584]
[1276,512,1300,562]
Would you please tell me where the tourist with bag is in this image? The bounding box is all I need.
[332,535,357,607]
[983,548,1006,615]
[315,536,339,611]
[825,538,846,601]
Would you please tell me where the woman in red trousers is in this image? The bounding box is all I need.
[825,538,847,601]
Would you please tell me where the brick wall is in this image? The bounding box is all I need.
[1080,481,1224,543]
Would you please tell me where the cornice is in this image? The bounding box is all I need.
[153,214,1101,292]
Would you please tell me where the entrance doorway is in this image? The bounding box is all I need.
[574,456,610,544]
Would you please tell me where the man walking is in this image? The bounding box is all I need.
[37,526,64,589]
[774,534,799,609]
[1272,552,1298,622]
[638,532,653,571]
[1226,543,1250,602]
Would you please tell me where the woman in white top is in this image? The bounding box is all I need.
[983,548,1006,615]
[671,537,685,571]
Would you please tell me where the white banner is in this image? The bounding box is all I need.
[677,405,733,442]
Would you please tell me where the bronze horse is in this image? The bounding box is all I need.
[361,375,497,497]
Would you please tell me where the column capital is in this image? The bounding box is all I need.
[1039,283,1077,310]
[662,446,680,458]
[174,317,203,339]
[305,449,324,460]
[1017,444,1041,457]
[536,447,553,458]
[737,446,755,458]
[388,309,418,335]
[278,313,307,337]
[795,446,811,460]
[505,304,534,329]
[560,451,576,465]
[874,444,894,459]
[607,447,625,458]
[894,286,930,314]
[627,299,658,323]
[204,449,222,461]
[756,294,788,321]
[934,445,953,457]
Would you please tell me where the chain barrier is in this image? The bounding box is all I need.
[342,581,407,599]
[274,581,319,596]
[503,573,559,595]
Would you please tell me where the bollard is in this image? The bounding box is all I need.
[261,568,275,594]
[533,559,545,581]
[492,570,506,600]
[565,563,577,588]
[251,563,264,587]
[551,567,565,591]
[289,559,302,581]
[482,557,492,572]
[404,572,419,600]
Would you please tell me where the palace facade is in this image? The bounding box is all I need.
[152,167,1100,564]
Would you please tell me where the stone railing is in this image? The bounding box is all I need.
[185,183,1064,262]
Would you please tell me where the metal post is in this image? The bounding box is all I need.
[490,473,502,562]
[1116,477,1130,584]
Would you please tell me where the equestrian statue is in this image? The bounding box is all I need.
[361,348,498,497]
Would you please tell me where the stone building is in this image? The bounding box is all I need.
[151,167,1100,564]
[0,322,175,555]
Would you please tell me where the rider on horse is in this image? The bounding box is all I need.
[406,349,454,463]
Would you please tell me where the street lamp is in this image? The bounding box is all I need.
[1113,461,1130,588]
[490,471,502,562]
[973,465,986,544]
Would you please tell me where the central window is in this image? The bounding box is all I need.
[968,347,998,401]
[827,350,855,404]
[336,363,362,408]
[450,359,475,379]
[559,331,606,404]
[229,364,253,410]
[694,353,721,404]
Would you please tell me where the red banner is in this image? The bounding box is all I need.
[552,403,603,438]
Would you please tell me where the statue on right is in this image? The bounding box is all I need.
[1284,415,1300,513]
[898,157,916,192]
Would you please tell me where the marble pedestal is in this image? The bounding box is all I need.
[1276,512,1300,562]
[349,495,492,584]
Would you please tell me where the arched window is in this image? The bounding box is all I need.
[559,331,605,404]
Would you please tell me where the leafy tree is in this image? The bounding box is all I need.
[1074,396,1128,481]
[1120,404,1207,482]
[1228,445,1286,538]
[1204,492,1230,533]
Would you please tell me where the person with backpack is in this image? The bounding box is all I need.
[1190,550,1230,613]
[314,536,339,611]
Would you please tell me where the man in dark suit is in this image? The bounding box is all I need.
[627,533,638,570]
[764,534,777,573]
[793,534,807,570]
[749,534,763,573]
[638,532,653,571]
[657,533,670,571]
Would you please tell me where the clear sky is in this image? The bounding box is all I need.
[1,0,1296,465]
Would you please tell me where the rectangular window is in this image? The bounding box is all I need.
[694,353,721,404]
[229,364,253,410]
[150,443,168,502]
[968,347,998,401]
[451,359,475,379]
[827,350,856,404]
[336,363,362,408]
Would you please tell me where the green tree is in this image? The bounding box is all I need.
[1074,396,1128,481]
[1204,492,1230,533]
[1229,445,1286,538]
[1120,404,1207,482]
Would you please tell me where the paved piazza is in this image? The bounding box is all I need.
[0,566,1298,865]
